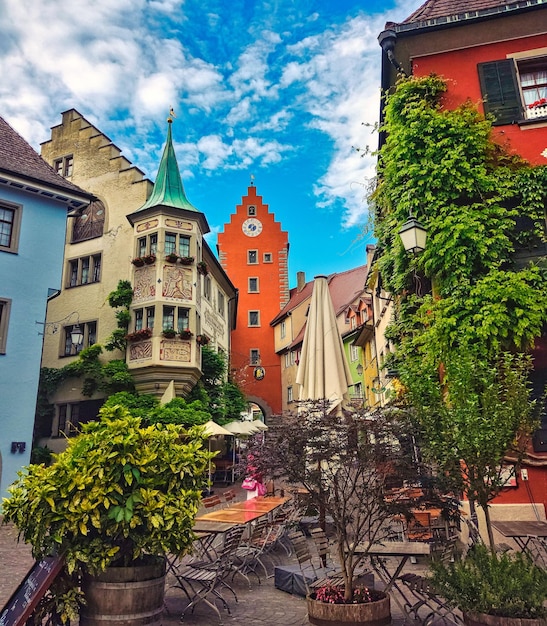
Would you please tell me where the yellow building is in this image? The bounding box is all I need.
[38,110,237,450]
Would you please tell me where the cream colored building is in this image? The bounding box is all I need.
[38,110,236,450]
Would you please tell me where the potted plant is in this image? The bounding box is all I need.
[164,252,178,263]
[429,544,547,626]
[125,328,152,342]
[2,405,212,625]
[162,327,177,339]
[242,401,428,622]
[196,261,208,275]
[131,257,145,267]
[179,256,194,265]
[196,334,209,346]
[180,329,193,340]
[142,254,156,265]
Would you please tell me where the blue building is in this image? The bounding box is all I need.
[0,116,92,501]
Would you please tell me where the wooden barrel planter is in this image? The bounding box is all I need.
[464,613,547,626]
[80,557,166,626]
[307,590,391,626]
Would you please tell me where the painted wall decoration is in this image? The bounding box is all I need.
[136,219,159,233]
[129,341,153,361]
[162,265,192,300]
[160,340,191,362]
[165,218,192,231]
[133,267,156,303]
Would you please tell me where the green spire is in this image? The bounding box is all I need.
[138,119,198,212]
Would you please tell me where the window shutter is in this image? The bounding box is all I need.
[477,60,523,125]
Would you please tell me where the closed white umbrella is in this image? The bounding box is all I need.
[251,419,268,431]
[295,274,352,413]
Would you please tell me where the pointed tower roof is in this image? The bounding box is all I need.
[138,118,198,212]
[127,115,209,233]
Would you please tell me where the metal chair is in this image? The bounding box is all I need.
[527,536,547,568]
[172,525,245,624]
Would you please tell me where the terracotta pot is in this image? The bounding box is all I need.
[307,590,391,626]
[464,612,547,626]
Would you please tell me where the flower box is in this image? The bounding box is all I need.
[180,256,194,266]
[307,588,390,626]
[162,328,177,339]
[196,261,208,275]
[165,253,178,263]
[132,257,145,267]
[142,254,156,265]
[196,334,209,346]
[179,330,193,340]
[126,328,152,341]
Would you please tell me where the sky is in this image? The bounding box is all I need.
[0,0,424,287]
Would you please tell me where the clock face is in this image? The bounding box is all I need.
[242,217,263,237]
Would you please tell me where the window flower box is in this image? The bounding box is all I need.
[526,98,547,120]
[132,257,145,267]
[179,330,193,340]
[162,328,177,339]
[180,256,195,266]
[165,253,178,263]
[196,261,208,275]
[196,334,209,346]
[142,254,156,265]
[126,328,152,341]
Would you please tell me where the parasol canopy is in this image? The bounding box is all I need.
[295,274,352,413]
[251,419,268,431]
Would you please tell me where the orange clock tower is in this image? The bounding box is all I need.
[218,182,289,417]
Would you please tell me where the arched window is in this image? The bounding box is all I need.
[71,200,105,243]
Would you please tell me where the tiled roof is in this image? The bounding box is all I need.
[404,0,519,22]
[0,116,91,198]
[271,265,368,327]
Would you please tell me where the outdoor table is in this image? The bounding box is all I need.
[354,540,431,617]
[230,496,288,513]
[194,508,268,524]
[491,520,547,552]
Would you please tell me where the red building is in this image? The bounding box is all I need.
[379,0,547,517]
[217,183,289,418]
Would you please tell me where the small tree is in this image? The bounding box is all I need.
[242,400,434,603]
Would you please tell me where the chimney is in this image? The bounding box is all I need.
[297,271,306,292]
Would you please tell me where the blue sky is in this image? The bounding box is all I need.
[1,0,423,287]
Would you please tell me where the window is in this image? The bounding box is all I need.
[63,321,97,356]
[204,275,211,300]
[55,399,102,437]
[134,306,155,331]
[248,250,258,264]
[350,316,356,330]
[137,233,158,257]
[248,205,257,216]
[248,277,259,293]
[284,352,290,368]
[478,55,547,125]
[280,321,286,339]
[217,291,225,317]
[249,310,260,326]
[250,349,260,365]
[263,253,272,263]
[0,202,22,253]
[164,232,191,257]
[71,200,105,242]
[54,155,74,177]
[353,382,363,398]
[67,254,101,287]
[163,305,190,331]
[351,344,359,361]
[0,297,11,353]
[287,386,293,403]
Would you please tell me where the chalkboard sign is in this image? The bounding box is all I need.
[0,556,64,626]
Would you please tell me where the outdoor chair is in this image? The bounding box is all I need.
[231,516,274,582]
[221,489,237,507]
[527,536,547,568]
[171,525,245,624]
[399,537,463,626]
[275,529,343,597]
[202,495,222,510]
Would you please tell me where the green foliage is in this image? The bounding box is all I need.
[3,404,212,577]
[430,544,547,618]
[101,391,159,417]
[104,280,133,353]
[145,398,211,428]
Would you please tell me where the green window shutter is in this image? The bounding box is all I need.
[477,60,523,125]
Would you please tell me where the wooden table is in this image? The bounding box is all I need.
[230,496,288,513]
[491,520,547,551]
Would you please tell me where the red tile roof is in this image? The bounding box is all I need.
[404,0,520,22]
[0,116,91,199]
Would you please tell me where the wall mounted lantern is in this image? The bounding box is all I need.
[399,215,427,254]
[36,311,83,347]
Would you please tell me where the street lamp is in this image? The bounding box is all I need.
[398,215,427,254]
[36,311,83,347]
[356,363,364,376]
